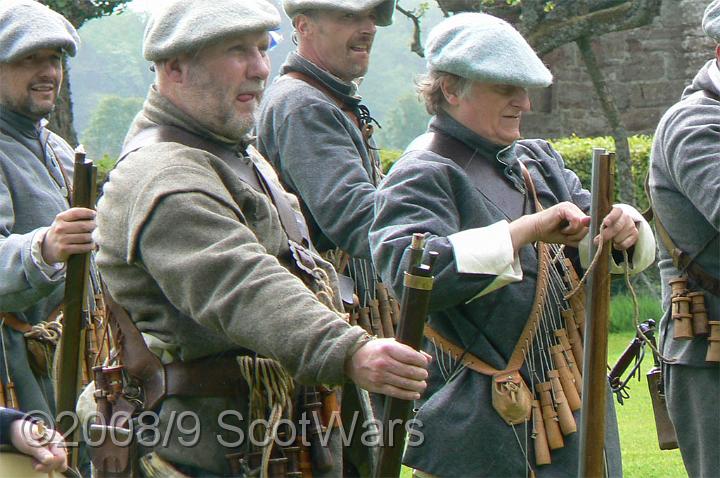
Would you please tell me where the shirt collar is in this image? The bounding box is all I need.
[0,105,45,139]
[281,51,361,105]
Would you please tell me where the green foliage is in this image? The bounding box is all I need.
[95,154,117,185]
[609,333,685,478]
[376,93,431,151]
[42,0,128,27]
[69,10,153,132]
[610,294,663,333]
[380,134,654,210]
[380,149,404,174]
[81,95,143,162]
[548,134,654,210]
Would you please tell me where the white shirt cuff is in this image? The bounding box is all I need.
[447,221,523,301]
[578,204,656,274]
[30,228,65,280]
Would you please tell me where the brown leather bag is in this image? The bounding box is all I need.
[492,370,533,425]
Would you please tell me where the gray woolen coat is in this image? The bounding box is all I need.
[370,113,624,477]
[0,106,74,418]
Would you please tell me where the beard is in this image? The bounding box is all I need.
[184,65,264,141]
[0,90,57,121]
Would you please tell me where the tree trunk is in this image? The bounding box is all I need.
[576,36,635,206]
[47,57,78,147]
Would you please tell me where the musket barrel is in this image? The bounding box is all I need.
[57,149,96,437]
[578,149,614,478]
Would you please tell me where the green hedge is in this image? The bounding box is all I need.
[548,135,653,210]
[381,134,654,209]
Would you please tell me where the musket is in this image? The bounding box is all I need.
[373,234,437,478]
[56,147,97,450]
[578,148,615,477]
[608,320,656,403]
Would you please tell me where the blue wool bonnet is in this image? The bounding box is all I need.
[425,12,553,88]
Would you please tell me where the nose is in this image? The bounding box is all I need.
[38,58,61,81]
[247,49,270,82]
[361,14,378,35]
[513,89,532,112]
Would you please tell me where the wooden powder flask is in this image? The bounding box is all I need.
[357,307,373,335]
[549,345,581,410]
[707,321,720,363]
[6,380,18,409]
[560,309,584,374]
[370,299,393,338]
[553,329,582,397]
[302,387,334,473]
[536,382,564,450]
[548,370,577,436]
[531,400,551,466]
[0,379,6,408]
[375,283,396,337]
[318,385,341,429]
[671,295,694,340]
[687,292,709,337]
[668,276,688,297]
[367,304,383,338]
[297,441,313,478]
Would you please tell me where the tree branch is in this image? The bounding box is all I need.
[396,4,426,58]
[527,0,662,55]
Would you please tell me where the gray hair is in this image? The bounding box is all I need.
[416,70,473,115]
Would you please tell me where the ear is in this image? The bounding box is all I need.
[160,57,187,85]
[294,14,313,37]
[715,44,720,62]
[440,76,461,106]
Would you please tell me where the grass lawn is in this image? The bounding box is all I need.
[609,332,686,478]
[399,332,687,477]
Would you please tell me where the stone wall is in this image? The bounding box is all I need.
[523,0,715,138]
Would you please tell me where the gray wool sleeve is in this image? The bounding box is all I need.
[370,154,496,311]
[0,171,63,312]
[272,101,376,259]
[659,102,720,230]
[136,190,366,385]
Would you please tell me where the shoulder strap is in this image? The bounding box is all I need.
[408,131,528,221]
[283,70,383,186]
[644,174,720,295]
[119,125,261,192]
[284,70,360,129]
[118,125,309,247]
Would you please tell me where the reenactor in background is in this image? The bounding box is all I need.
[370,13,655,477]
[0,0,96,418]
[95,0,429,476]
[258,0,394,261]
[648,1,720,475]
[257,3,399,473]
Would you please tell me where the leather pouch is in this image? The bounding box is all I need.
[492,370,533,425]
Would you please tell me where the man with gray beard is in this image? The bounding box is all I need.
[95,0,429,476]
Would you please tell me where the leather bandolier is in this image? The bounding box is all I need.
[408,132,589,473]
[644,172,720,362]
[90,125,347,478]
